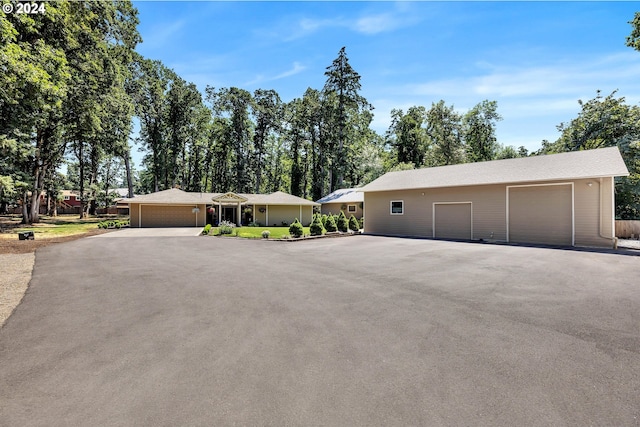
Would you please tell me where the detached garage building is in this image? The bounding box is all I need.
[360,147,629,248]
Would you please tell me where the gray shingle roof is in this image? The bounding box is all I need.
[360,147,629,193]
[120,188,319,206]
[316,188,364,204]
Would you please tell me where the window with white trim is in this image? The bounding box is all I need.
[390,200,404,215]
[347,204,357,213]
[63,195,70,200]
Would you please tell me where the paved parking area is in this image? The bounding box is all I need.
[1,235,639,426]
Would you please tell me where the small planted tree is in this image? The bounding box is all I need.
[321,214,328,228]
[325,213,338,232]
[348,215,360,232]
[310,213,326,236]
[337,211,349,232]
[289,218,304,238]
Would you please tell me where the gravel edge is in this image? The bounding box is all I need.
[0,253,35,328]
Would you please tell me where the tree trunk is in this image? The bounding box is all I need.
[124,150,134,198]
[21,191,29,224]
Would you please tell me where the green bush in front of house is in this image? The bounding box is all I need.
[348,215,360,232]
[289,218,304,238]
[202,224,212,235]
[324,212,338,232]
[219,220,235,235]
[310,213,325,236]
[321,214,328,228]
[337,211,349,232]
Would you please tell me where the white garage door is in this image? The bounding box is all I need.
[141,205,196,227]
[508,184,573,246]
[433,203,472,240]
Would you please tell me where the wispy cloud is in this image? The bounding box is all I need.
[244,62,308,86]
[139,19,186,49]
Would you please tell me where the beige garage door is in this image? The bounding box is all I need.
[509,185,572,245]
[141,205,195,227]
[434,203,472,240]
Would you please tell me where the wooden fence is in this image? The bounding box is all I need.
[615,220,640,238]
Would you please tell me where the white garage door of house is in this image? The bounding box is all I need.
[141,205,195,227]
[433,202,472,240]
[508,184,573,246]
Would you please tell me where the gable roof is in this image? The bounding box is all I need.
[119,188,319,206]
[316,188,363,204]
[360,147,629,193]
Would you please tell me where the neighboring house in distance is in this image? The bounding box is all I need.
[120,189,320,228]
[59,190,82,209]
[360,147,629,248]
[316,188,364,219]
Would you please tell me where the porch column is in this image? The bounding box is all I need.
[266,205,269,227]
[237,201,241,226]
[218,202,221,224]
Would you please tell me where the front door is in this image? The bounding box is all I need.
[222,206,236,224]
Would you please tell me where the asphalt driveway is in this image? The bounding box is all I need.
[1,235,639,426]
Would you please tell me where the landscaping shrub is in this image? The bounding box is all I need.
[310,214,325,236]
[261,230,270,239]
[324,213,338,232]
[321,214,328,228]
[289,218,304,238]
[202,224,212,235]
[348,215,360,232]
[337,211,348,232]
[219,220,235,235]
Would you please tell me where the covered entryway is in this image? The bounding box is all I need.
[211,192,248,226]
[433,202,472,240]
[507,183,573,246]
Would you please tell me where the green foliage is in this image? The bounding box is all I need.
[288,218,303,238]
[97,219,129,229]
[202,224,212,235]
[348,215,360,232]
[463,100,502,162]
[627,12,640,52]
[325,212,338,232]
[219,220,235,235]
[261,230,270,239]
[310,213,326,236]
[337,210,349,232]
[321,214,328,227]
[545,91,640,219]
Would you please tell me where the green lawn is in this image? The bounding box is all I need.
[0,215,123,239]
[208,226,311,239]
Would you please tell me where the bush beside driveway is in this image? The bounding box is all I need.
[1,236,639,426]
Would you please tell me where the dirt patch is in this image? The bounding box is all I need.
[0,253,34,327]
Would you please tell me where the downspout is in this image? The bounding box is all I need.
[596,178,618,249]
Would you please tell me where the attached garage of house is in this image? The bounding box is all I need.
[360,147,629,248]
[130,204,206,228]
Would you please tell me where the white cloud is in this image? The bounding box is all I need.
[244,62,308,86]
[139,19,186,49]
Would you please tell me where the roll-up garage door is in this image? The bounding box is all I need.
[433,203,472,240]
[141,205,195,227]
[508,184,572,245]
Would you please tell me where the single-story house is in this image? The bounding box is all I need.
[359,147,629,248]
[316,188,364,218]
[120,189,319,228]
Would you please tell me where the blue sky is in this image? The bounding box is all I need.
[133,1,640,154]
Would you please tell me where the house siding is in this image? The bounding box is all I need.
[263,205,313,227]
[321,202,363,219]
[364,178,616,248]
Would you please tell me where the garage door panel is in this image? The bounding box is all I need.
[509,185,572,245]
[434,203,472,240]
[142,205,195,227]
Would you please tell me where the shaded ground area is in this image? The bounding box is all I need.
[1,236,639,426]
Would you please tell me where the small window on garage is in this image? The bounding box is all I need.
[347,204,357,213]
[390,200,404,215]
[63,195,70,200]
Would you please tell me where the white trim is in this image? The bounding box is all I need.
[300,205,302,223]
[390,200,404,215]
[432,202,473,239]
[506,182,574,246]
[611,177,615,238]
[266,205,269,227]
[347,204,357,213]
